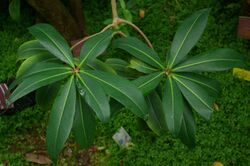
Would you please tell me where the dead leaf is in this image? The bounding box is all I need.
[233,68,250,81]
[213,161,224,166]
[25,152,52,165]
[139,9,145,18]
[214,103,219,111]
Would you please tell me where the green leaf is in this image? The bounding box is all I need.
[173,74,214,120]
[9,0,20,21]
[119,25,130,36]
[123,9,133,22]
[173,48,245,72]
[73,93,96,149]
[79,30,113,67]
[103,18,113,25]
[86,59,116,74]
[17,40,52,60]
[146,91,167,135]
[113,37,164,69]
[11,62,71,90]
[173,73,220,97]
[132,71,164,94]
[36,82,61,110]
[105,58,140,79]
[105,58,129,71]
[129,58,158,74]
[163,77,184,137]
[105,58,129,67]
[16,54,58,78]
[81,70,148,120]
[167,9,210,68]
[109,98,124,116]
[178,100,196,148]
[28,24,74,67]
[46,76,76,161]
[76,74,110,122]
[119,0,126,9]
[8,66,71,104]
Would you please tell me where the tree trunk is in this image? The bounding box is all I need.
[26,0,84,41]
[69,0,88,37]
[239,0,250,16]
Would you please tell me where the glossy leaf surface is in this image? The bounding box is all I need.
[16,55,58,78]
[81,70,148,120]
[168,9,210,68]
[28,24,74,67]
[105,58,129,69]
[146,91,167,135]
[173,74,214,120]
[113,37,164,69]
[73,93,96,148]
[105,58,140,79]
[77,74,110,122]
[163,77,184,137]
[8,67,71,103]
[86,59,116,74]
[79,30,113,67]
[17,40,51,60]
[46,77,76,161]
[178,100,196,147]
[129,58,158,74]
[173,73,220,97]
[11,62,71,90]
[173,48,245,72]
[36,82,61,110]
[132,71,164,94]
[105,58,129,74]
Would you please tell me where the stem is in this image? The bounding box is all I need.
[112,31,127,37]
[70,24,113,50]
[101,24,113,32]
[111,0,118,19]
[118,18,153,48]
[70,36,89,51]
[71,0,153,50]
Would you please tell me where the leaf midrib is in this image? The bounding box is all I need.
[169,12,204,68]
[173,74,219,94]
[19,66,71,81]
[10,71,71,102]
[173,58,241,71]
[80,32,110,67]
[35,26,74,67]
[55,76,74,149]
[169,78,176,131]
[173,76,213,111]
[78,96,88,145]
[54,76,74,151]
[28,66,71,74]
[118,43,164,69]
[77,74,105,120]
[131,60,158,72]
[138,72,163,89]
[20,48,48,53]
[81,71,143,115]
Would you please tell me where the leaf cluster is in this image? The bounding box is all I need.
[8,8,245,162]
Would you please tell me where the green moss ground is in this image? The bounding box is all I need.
[0,0,249,165]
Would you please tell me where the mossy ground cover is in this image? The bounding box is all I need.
[0,0,249,165]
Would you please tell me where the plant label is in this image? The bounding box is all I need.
[112,127,131,147]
